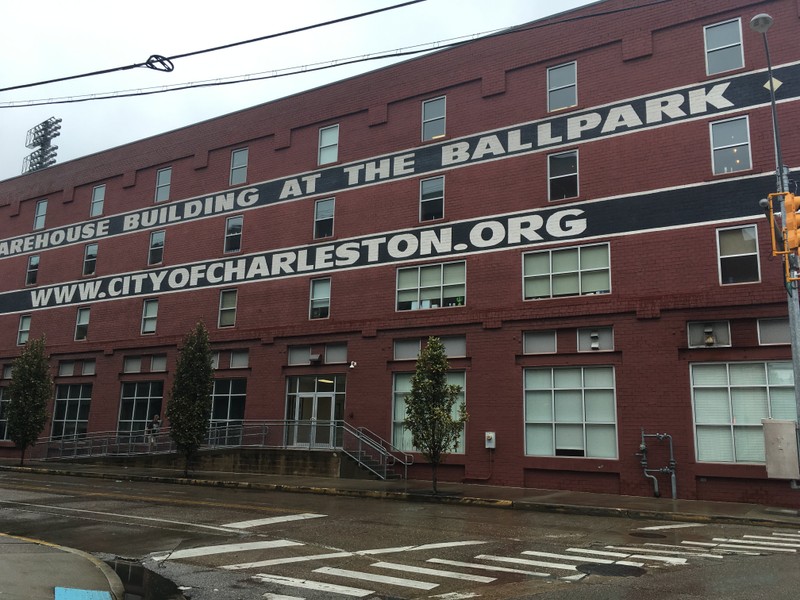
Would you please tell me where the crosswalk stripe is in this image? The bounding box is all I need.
[372,561,496,583]
[711,538,799,550]
[262,594,304,600]
[222,551,353,570]
[358,541,486,555]
[522,550,616,564]
[427,558,550,577]
[743,535,800,545]
[314,566,438,590]
[566,548,628,558]
[151,540,302,561]
[223,513,326,529]
[638,523,706,531]
[625,554,686,564]
[681,541,760,554]
[475,554,577,571]
[605,545,722,559]
[253,573,372,597]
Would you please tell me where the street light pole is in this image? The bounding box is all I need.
[749,13,800,470]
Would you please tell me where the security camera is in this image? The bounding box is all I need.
[349,361,357,369]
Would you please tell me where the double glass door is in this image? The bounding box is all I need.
[292,394,335,447]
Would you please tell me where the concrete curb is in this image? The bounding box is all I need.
[0,532,126,600]
[2,464,797,529]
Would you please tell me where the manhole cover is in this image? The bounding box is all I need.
[577,563,646,577]
[628,531,667,538]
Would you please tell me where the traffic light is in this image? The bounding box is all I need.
[785,193,800,250]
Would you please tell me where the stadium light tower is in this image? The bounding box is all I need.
[22,116,62,173]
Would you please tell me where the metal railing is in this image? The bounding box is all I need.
[23,420,412,480]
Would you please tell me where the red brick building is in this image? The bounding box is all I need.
[1,0,798,506]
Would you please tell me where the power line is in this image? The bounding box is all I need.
[0,0,428,94]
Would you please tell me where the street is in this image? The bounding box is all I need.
[0,470,798,599]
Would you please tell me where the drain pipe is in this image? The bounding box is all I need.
[636,429,678,499]
[636,431,660,498]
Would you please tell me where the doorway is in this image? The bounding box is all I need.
[286,375,345,448]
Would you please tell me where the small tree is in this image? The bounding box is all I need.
[7,336,52,466]
[166,322,213,477]
[404,336,468,493]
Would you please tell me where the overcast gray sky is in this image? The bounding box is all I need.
[0,0,593,183]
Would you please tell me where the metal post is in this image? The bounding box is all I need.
[751,14,800,469]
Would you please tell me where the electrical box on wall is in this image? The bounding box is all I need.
[484,431,496,449]
[762,419,800,479]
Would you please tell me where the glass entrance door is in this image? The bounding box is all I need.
[292,394,334,447]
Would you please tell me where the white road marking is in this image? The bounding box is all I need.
[427,558,550,577]
[744,535,800,545]
[252,574,372,597]
[223,513,326,529]
[681,541,761,554]
[475,554,577,571]
[223,552,353,570]
[638,523,706,531]
[625,554,687,564]
[314,566,438,590]
[357,541,486,555]
[566,548,629,558]
[605,545,722,559]
[711,538,798,550]
[152,539,302,561]
[262,594,304,600]
[522,550,616,564]
[372,561,496,582]
[429,593,481,599]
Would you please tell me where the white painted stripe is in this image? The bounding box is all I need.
[773,532,800,538]
[712,538,799,549]
[223,513,326,529]
[152,540,302,561]
[681,541,760,554]
[252,574,372,597]
[314,566,438,590]
[522,550,615,564]
[744,535,800,545]
[638,523,706,531]
[372,561,495,583]
[427,558,550,577]
[561,574,587,581]
[475,554,577,571]
[626,554,687,564]
[566,548,629,558]
[262,595,304,600]
[358,541,486,555]
[223,552,352,570]
[430,593,481,600]
[605,546,722,559]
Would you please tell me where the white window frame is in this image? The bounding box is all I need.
[716,224,760,285]
[396,261,466,311]
[758,318,790,346]
[547,61,577,112]
[218,289,238,328]
[577,327,614,352]
[421,96,446,141]
[710,115,751,175]
[151,355,167,372]
[687,321,731,348]
[123,356,142,374]
[17,315,31,345]
[82,359,96,376]
[52,383,92,439]
[704,18,744,76]
[224,215,243,254]
[523,243,611,300]
[148,230,165,265]
[524,366,618,458]
[141,298,158,335]
[309,278,331,320]
[314,198,334,239]
[155,167,172,202]
[83,243,98,276]
[90,184,105,217]
[420,176,444,221]
[393,339,421,361]
[318,124,339,165]
[325,343,348,364]
[33,199,47,230]
[230,148,248,185]
[230,350,249,369]
[58,361,75,377]
[26,255,39,285]
[523,330,557,355]
[75,307,90,341]
[548,150,579,201]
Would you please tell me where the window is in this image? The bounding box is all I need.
[90,185,105,217]
[225,216,243,253]
[118,381,163,435]
[288,346,311,365]
[691,361,794,463]
[83,243,98,276]
[230,350,249,369]
[524,243,610,300]
[325,343,347,364]
[548,151,578,200]
[3,365,14,379]
[155,167,172,202]
[548,62,577,111]
[211,379,247,429]
[524,330,557,354]
[230,148,248,185]
[705,18,743,75]
[759,318,790,345]
[394,339,421,360]
[148,231,165,265]
[396,261,466,311]
[211,351,220,370]
[58,361,75,377]
[577,327,614,352]
[82,359,96,376]
[123,356,142,373]
[0,388,8,441]
[318,125,339,165]
[688,321,731,348]
[393,371,465,452]
[151,355,167,372]
[524,366,617,458]
[314,198,334,239]
[422,97,446,141]
[26,255,39,285]
[717,225,759,284]
[52,384,92,439]
[218,289,237,327]
[310,278,331,319]
[75,307,90,341]
[711,116,751,174]
[420,176,444,221]
[440,336,467,358]
[141,299,158,334]
[33,199,47,230]
[17,315,31,345]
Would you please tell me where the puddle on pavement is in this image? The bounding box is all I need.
[107,559,187,600]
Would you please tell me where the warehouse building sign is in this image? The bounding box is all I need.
[2,63,796,260]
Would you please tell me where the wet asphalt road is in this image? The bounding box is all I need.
[0,471,798,599]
